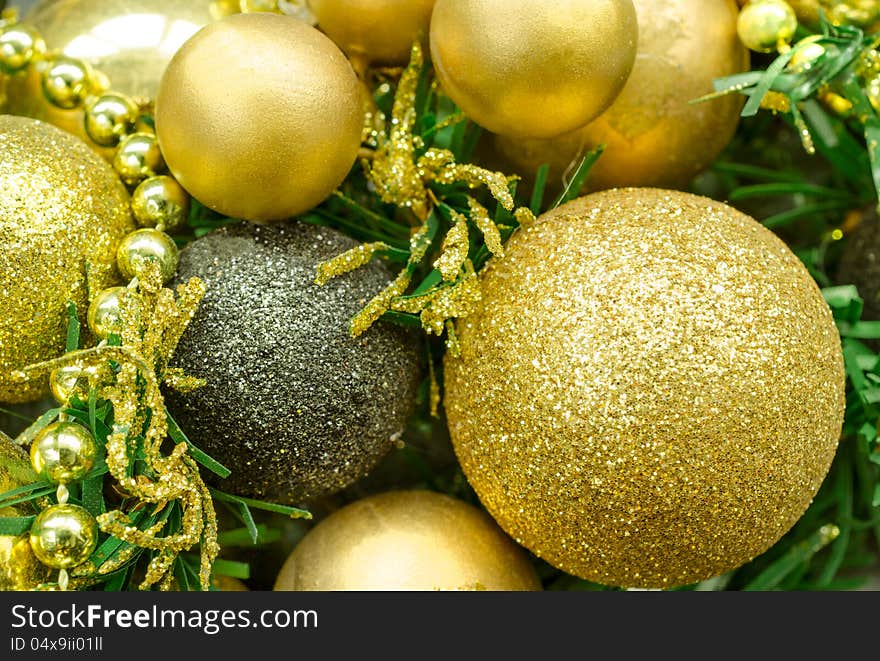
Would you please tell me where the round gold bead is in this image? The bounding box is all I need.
[30,421,97,484]
[42,56,92,109]
[29,504,98,569]
[87,287,127,340]
[0,25,45,74]
[116,228,179,283]
[131,176,190,232]
[737,0,798,53]
[113,132,164,186]
[84,92,139,147]
[49,364,106,405]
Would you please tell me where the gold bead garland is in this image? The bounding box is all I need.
[0,7,238,591]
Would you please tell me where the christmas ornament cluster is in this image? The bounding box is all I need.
[0,0,861,591]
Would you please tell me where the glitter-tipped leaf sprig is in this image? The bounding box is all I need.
[311,43,537,354]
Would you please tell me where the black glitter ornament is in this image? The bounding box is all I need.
[838,215,880,323]
[165,222,421,504]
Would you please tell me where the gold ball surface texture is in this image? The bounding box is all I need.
[737,0,798,53]
[116,228,179,282]
[0,431,52,591]
[0,116,133,403]
[29,503,99,569]
[131,176,190,231]
[444,188,846,588]
[155,14,363,222]
[310,0,435,65]
[30,421,97,484]
[87,287,127,340]
[84,93,138,147]
[274,491,541,591]
[113,132,164,186]
[430,0,638,139]
[493,0,748,191]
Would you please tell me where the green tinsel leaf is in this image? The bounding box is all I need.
[0,515,34,536]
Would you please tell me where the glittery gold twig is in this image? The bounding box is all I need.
[16,264,216,590]
[315,241,391,286]
[468,198,504,258]
[325,41,536,343]
[434,210,470,281]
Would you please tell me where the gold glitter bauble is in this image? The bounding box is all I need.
[491,0,749,191]
[0,431,52,591]
[310,0,435,66]
[429,0,638,139]
[444,188,846,589]
[155,14,363,222]
[29,503,99,569]
[5,0,224,156]
[0,115,133,403]
[274,491,541,591]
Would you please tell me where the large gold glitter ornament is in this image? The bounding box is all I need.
[0,431,52,591]
[0,116,133,403]
[444,188,846,589]
[155,13,363,222]
[310,0,435,66]
[274,491,541,591]
[4,0,226,154]
[429,0,638,139]
[491,0,748,191]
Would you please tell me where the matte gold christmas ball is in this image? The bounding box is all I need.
[5,0,225,155]
[310,0,435,65]
[492,0,748,191]
[444,188,846,589]
[274,491,541,591]
[0,432,53,591]
[0,116,133,403]
[429,0,638,139]
[155,13,363,222]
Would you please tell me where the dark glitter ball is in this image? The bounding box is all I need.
[165,222,421,504]
[839,216,880,322]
